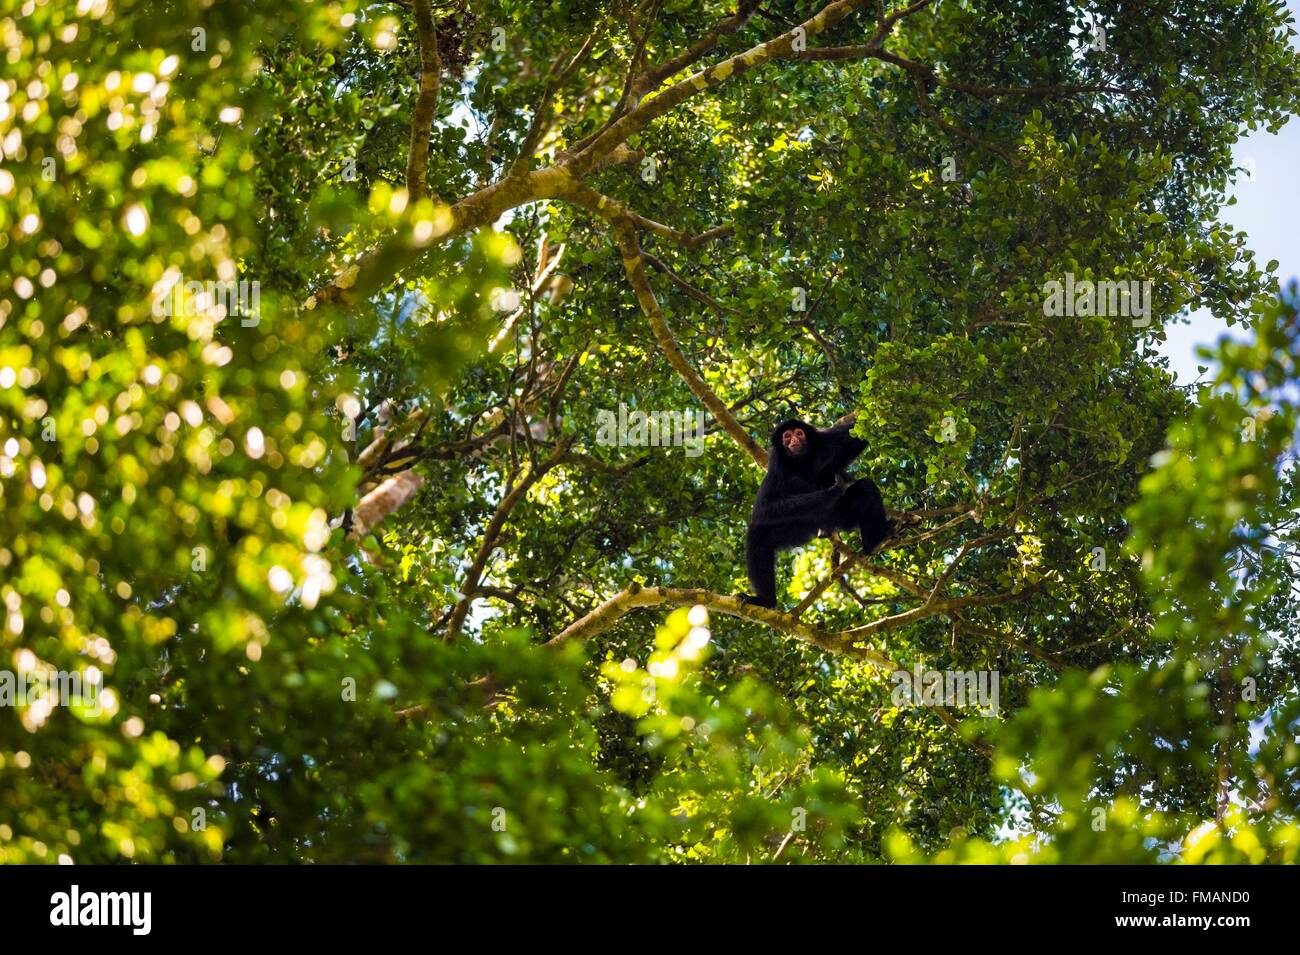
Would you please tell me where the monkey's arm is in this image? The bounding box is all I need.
[814,418,867,479]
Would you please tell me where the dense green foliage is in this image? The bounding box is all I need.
[1,0,1297,863]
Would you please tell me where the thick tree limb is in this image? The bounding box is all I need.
[405,0,442,202]
[610,217,769,467]
[349,469,425,540]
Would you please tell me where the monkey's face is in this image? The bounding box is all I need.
[782,427,807,457]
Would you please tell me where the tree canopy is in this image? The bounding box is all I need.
[1,0,1299,864]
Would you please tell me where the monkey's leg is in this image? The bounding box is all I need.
[837,478,893,554]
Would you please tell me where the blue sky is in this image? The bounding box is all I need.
[1158,1,1300,383]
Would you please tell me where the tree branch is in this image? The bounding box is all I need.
[790,43,1140,99]
[405,0,442,202]
[910,73,1021,166]
[309,1,924,311]
[953,614,1067,671]
[546,581,894,666]
[445,436,575,639]
[637,0,763,94]
[545,579,995,755]
[642,252,739,316]
[567,0,884,178]
[508,25,605,178]
[838,581,1042,639]
[610,217,769,467]
[925,530,1012,606]
[628,213,735,248]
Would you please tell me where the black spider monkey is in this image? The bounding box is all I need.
[741,415,893,609]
